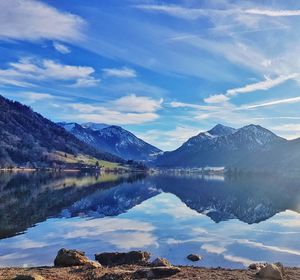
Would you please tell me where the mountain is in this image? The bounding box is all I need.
[235,137,300,171]
[156,124,285,167]
[0,95,121,168]
[58,122,162,161]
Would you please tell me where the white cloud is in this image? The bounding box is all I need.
[102,67,137,78]
[272,124,300,132]
[53,42,71,54]
[112,94,162,113]
[24,92,54,103]
[245,9,300,17]
[0,0,85,42]
[226,74,299,97]
[68,95,162,125]
[137,126,202,151]
[170,101,219,111]
[242,96,300,109]
[204,74,298,104]
[0,57,99,88]
[270,124,300,139]
[135,4,213,20]
[204,94,229,104]
[76,112,159,125]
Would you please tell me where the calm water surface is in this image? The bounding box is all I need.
[1,171,300,268]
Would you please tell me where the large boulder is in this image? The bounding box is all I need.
[150,257,171,267]
[54,248,100,268]
[187,254,202,262]
[134,267,181,279]
[95,251,150,266]
[257,263,283,280]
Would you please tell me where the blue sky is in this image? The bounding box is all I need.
[2,0,300,150]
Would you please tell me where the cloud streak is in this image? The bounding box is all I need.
[245,9,300,17]
[53,42,71,54]
[205,74,299,104]
[102,67,137,78]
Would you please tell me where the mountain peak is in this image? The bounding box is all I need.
[208,124,236,136]
[81,122,110,131]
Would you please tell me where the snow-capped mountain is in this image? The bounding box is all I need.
[156,124,285,167]
[58,122,161,161]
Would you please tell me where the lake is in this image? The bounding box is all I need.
[1,171,300,268]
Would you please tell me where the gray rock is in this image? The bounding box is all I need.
[187,254,202,262]
[256,263,283,280]
[95,251,150,266]
[150,257,171,267]
[54,248,90,267]
[134,267,181,279]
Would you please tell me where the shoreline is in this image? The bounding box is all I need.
[1,264,300,280]
[0,248,298,280]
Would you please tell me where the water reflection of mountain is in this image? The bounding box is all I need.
[62,180,159,218]
[150,174,300,224]
[59,174,300,225]
[0,172,145,239]
[2,172,300,240]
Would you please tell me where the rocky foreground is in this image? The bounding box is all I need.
[1,249,300,280]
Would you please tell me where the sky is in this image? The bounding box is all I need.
[2,0,300,150]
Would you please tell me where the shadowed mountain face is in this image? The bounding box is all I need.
[0,95,121,167]
[156,124,286,168]
[2,172,300,240]
[58,122,161,161]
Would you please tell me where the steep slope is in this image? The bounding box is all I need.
[58,122,162,161]
[235,137,300,171]
[156,124,285,167]
[0,95,121,167]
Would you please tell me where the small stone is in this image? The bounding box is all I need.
[187,254,202,262]
[249,263,266,270]
[84,260,102,269]
[13,275,44,280]
[257,263,283,280]
[150,257,171,267]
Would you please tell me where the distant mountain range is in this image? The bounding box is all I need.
[2,93,300,171]
[155,124,289,170]
[58,122,161,161]
[0,95,121,168]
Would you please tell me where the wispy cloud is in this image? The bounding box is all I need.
[242,96,300,109]
[245,9,300,17]
[134,4,218,20]
[0,0,85,42]
[0,57,99,88]
[102,67,137,78]
[170,101,219,111]
[204,74,299,103]
[53,42,71,54]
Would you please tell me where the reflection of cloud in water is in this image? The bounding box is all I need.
[2,193,300,268]
[0,217,157,267]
